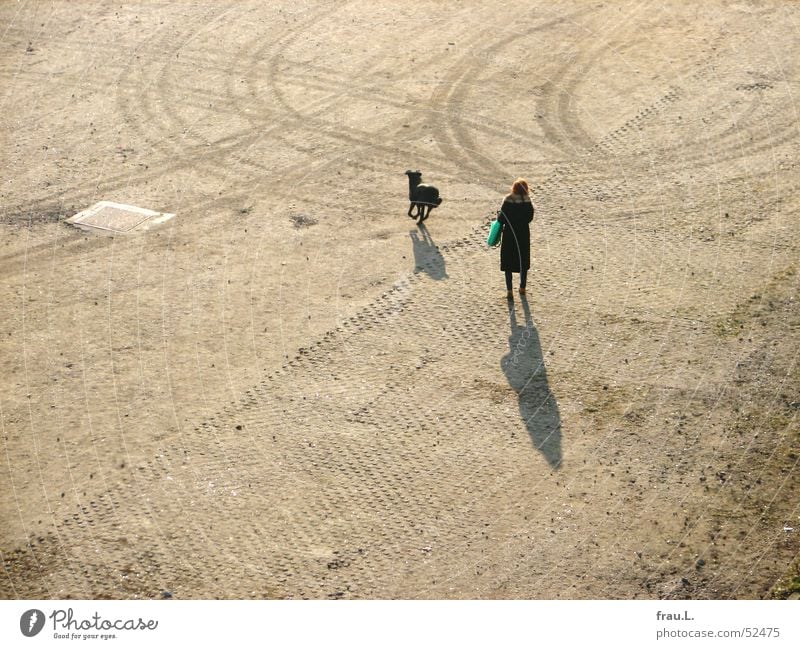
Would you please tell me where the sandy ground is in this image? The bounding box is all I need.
[1,0,799,599]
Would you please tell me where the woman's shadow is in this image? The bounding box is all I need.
[501,295,562,468]
[409,223,447,280]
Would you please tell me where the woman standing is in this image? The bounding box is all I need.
[498,178,534,298]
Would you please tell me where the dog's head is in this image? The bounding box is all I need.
[404,170,422,181]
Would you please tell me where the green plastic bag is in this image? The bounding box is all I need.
[486,218,502,247]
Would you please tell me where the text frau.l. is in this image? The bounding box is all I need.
[656,610,694,621]
[50,609,158,631]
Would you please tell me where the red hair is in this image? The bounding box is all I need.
[511,178,529,195]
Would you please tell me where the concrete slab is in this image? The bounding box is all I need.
[67,201,175,233]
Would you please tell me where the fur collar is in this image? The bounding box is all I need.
[504,192,531,203]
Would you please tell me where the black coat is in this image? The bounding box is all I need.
[499,194,533,272]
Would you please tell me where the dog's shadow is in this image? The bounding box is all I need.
[409,223,447,280]
[501,295,562,468]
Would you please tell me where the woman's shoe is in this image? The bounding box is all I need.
[506,290,513,299]
[519,287,526,295]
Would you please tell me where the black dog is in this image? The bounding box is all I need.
[405,170,442,223]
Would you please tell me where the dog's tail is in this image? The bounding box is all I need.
[436,197,443,206]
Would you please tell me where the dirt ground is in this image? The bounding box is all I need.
[1,0,798,599]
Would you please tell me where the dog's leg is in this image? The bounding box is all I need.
[408,203,416,218]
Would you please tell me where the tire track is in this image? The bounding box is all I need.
[424,9,594,184]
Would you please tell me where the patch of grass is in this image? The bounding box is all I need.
[771,568,800,599]
[765,413,791,431]
[581,384,631,424]
[714,317,745,337]
[290,213,318,228]
[713,265,796,338]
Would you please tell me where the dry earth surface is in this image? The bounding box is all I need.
[1,0,799,599]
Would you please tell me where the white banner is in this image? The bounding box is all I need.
[1,600,797,649]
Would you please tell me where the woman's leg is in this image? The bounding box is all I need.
[519,269,528,289]
[505,271,513,291]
